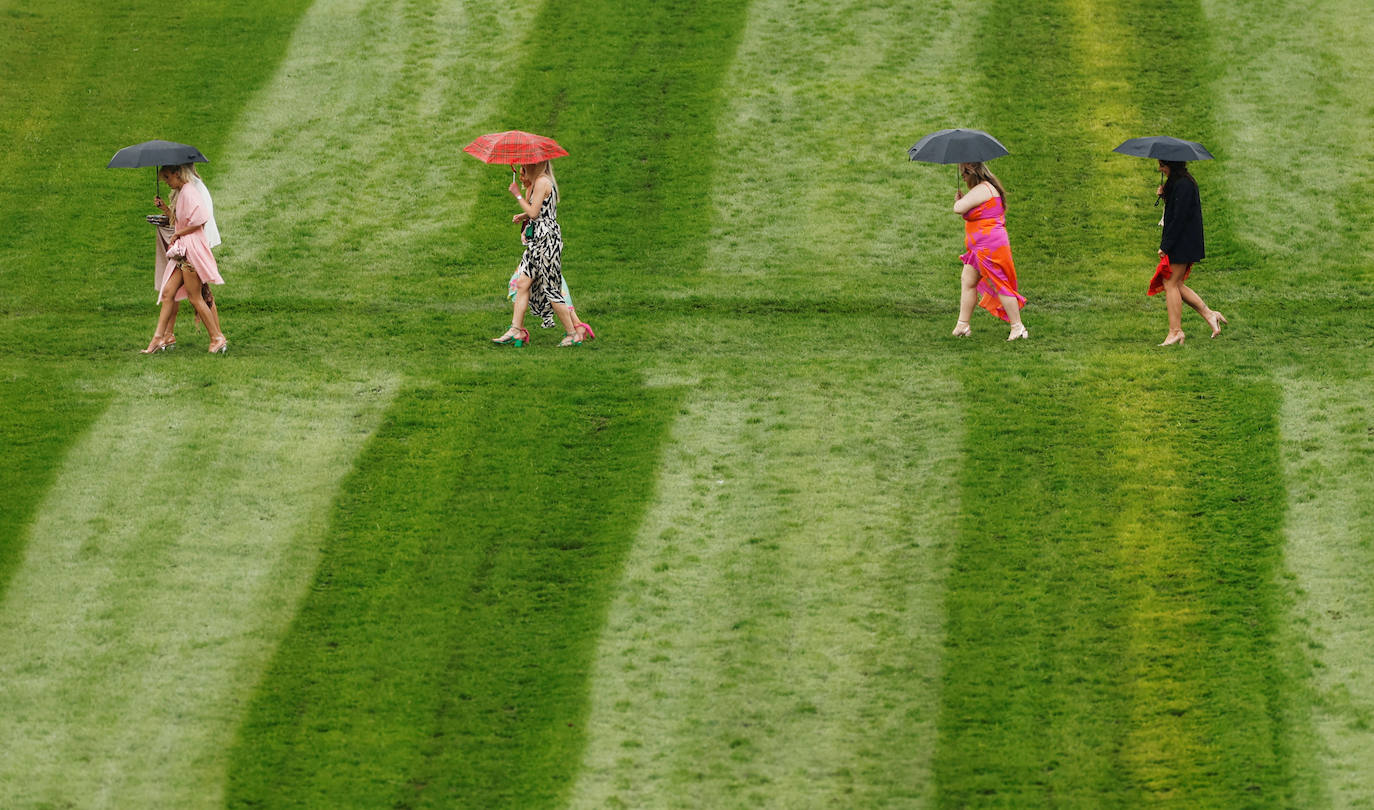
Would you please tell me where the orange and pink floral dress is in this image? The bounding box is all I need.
[960,196,1025,322]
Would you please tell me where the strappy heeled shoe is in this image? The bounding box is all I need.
[1007,323,1030,341]
[1158,331,1185,347]
[140,334,168,354]
[576,322,596,342]
[1208,311,1228,338]
[492,326,529,347]
[951,320,971,337]
[162,333,176,351]
[558,331,582,347]
[208,335,228,354]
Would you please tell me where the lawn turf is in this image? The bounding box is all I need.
[0,0,1372,807]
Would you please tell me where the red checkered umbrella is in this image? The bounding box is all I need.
[463,130,568,165]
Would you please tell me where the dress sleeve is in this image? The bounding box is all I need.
[175,183,208,230]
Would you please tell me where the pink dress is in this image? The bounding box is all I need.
[158,182,222,303]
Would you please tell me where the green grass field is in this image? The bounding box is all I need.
[1,0,1372,807]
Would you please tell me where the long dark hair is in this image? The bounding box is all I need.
[1160,160,1194,199]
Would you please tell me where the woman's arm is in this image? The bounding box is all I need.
[953,182,994,214]
[510,176,552,219]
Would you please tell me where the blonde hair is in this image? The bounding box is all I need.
[517,160,558,196]
[959,162,1007,205]
[159,163,195,185]
[159,163,196,212]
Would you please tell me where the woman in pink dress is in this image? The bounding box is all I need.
[142,163,227,354]
[951,162,1028,341]
[147,166,221,351]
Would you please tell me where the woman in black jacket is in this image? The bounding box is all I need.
[1149,160,1226,345]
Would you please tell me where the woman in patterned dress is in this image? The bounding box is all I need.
[492,161,594,347]
[1149,159,1225,346]
[951,162,1028,341]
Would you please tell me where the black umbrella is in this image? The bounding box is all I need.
[1112,136,1213,162]
[908,128,1009,164]
[107,140,209,197]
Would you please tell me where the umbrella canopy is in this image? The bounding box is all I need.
[463,130,568,165]
[1112,136,1213,162]
[908,128,1009,164]
[107,140,209,169]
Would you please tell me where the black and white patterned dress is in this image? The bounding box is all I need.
[518,181,566,329]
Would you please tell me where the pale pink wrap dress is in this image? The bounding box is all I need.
[157,181,222,303]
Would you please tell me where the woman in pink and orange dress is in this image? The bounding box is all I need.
[951,162,1028,341]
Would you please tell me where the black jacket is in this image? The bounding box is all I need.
[1160,175,1205,264]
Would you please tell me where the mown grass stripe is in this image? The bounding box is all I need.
[566,364,962,808]
[0,371,395,809]
[1278,375,1374,808]
[221,370,681,809]
[937,356,1293,807]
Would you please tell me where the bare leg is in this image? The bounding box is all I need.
[144,275,183,352]
[552,301,578,345]
[997,294,1023,328]
[494,273,531,343]
[511,272,531,331]
[954,264,978,335]
[1160,272,1186,345]
[180,266,225,347]
[1178,284,1226,336]
[998,293,1028,340]
[569,306,594,340]
[202,295,223,340]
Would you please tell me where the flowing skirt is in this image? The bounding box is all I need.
[513,234,568,329]
[1147,254,1191,297]
[961,242,1025,322]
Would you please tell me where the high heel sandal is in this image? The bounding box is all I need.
[1007,323,1029,341]
[1158,331,1186,347]
[492,326,529,347]
[162,333,176,351]
[576,322,596,341]
[558,331,582,347]
[951,320,971,337]
[140,334,168,354]
[208,335,228,354]
[1208,311,1228,338]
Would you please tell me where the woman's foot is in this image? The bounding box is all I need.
[208,335,228,354]
[559,331,583,347]
[1206,311,1228,338]
[951,320,971,337]
[1158,331,1186,346]
[1007,323,1029,341]
[492,326,528,347]
[140,334,167,354]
